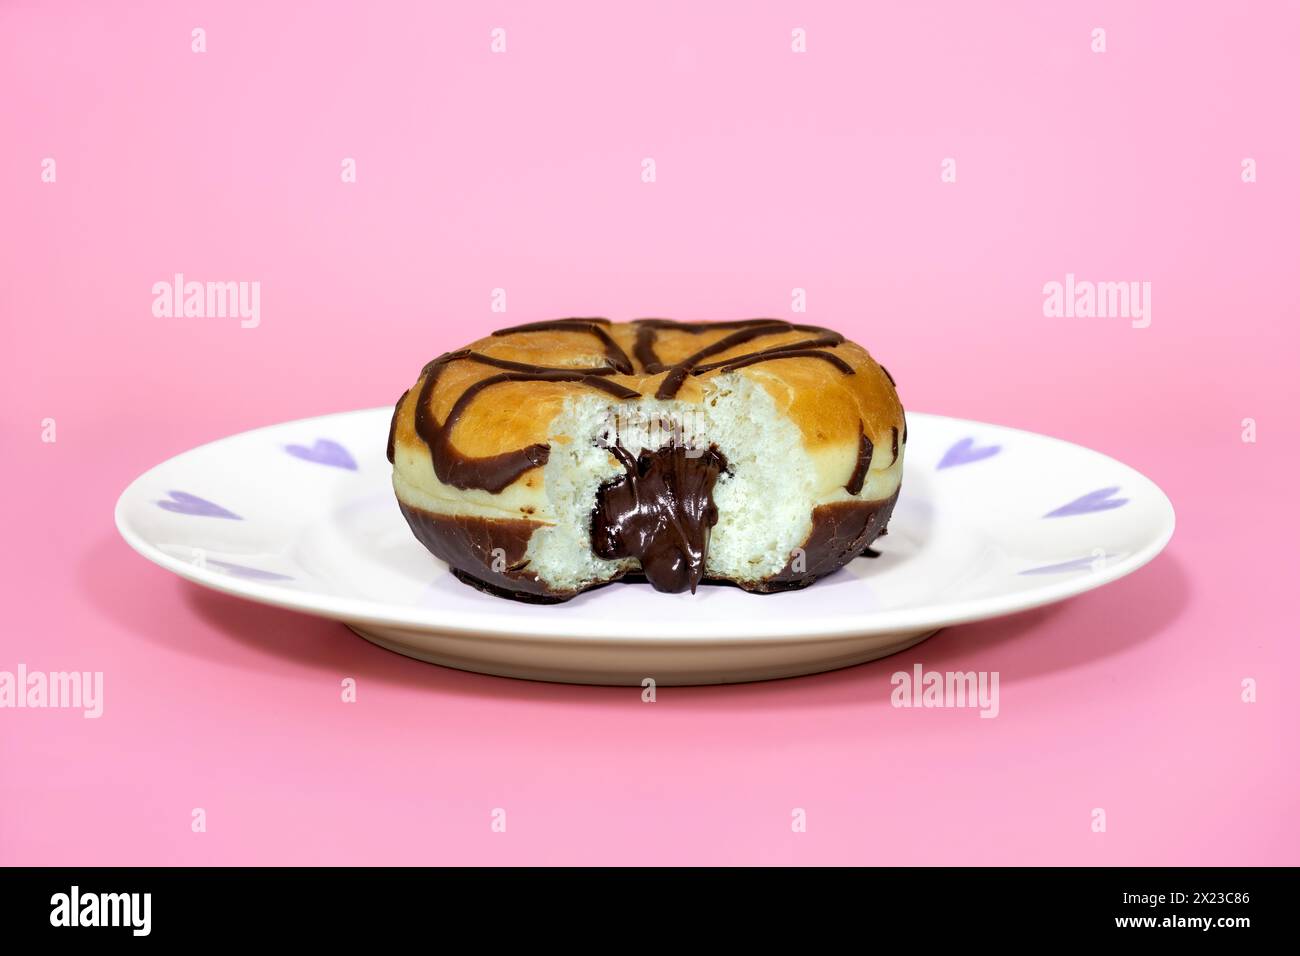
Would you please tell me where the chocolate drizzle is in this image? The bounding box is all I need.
[632,318,783,372]
[491,317,635,374]
[397,317,864,495]
[391,318,905,602]
[410,351,639,494]
[636,319,848,400]
[385,389,408,464]
[591,445,728,593]
[846,424,874,495]
[690,338,851,377]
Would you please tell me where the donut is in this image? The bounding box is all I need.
[386,318,906,602]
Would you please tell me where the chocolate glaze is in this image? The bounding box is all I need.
[752,492,899,592]
[890,425,899,465]
[385,389,409,464]
[399,489,898,603]
[591,445,728,593]
[397,503,571,603]
[391,318,903,601]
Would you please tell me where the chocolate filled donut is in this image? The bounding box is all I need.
[387,318,905,602]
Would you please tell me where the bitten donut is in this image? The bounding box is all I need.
[386,318,906,602]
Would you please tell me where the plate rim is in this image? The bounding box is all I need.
[114,408,1176,643]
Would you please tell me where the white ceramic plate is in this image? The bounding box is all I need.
[115,408,1174,685]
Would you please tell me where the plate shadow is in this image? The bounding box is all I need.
[85,532,1189,710]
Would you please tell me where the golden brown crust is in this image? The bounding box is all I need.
[388,318,905,498]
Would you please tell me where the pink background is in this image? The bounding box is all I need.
[2,1,1297,865]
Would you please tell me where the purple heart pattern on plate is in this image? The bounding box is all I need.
[284,438,357,470]
[156,490,242,520]
[937,437,1001,470]
[1019,554,1115,575]
[116,407,1176,684]
[206,559,294,582]
[1044,486,1129,518]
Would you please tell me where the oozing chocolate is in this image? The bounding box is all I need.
[397,488,899,603]
[391,318,905,601]
[591,444,728,593]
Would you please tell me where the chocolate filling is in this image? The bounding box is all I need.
[397,488,898,604]
[590,445,728,594]
[391,318,903,601]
